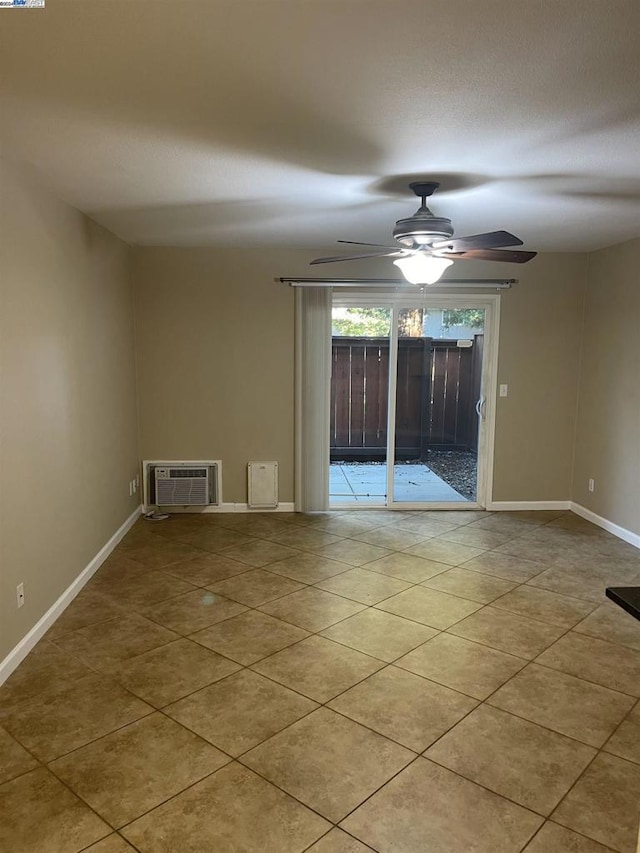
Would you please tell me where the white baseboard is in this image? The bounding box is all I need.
[485,501,571,511]
[144,502,296,514]
[220,502,295,513]
[570,502,640,549]
[204,502,296,513]
[0,505,143,687]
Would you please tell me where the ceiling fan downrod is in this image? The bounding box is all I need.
[394,181,454,246]
[409,181,441,211]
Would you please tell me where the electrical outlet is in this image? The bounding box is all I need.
[588,478,595,493]
[129,480,133,496]
[133,478,137,493]
[17,583,24,608]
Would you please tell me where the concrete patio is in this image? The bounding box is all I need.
[330,463,468,505]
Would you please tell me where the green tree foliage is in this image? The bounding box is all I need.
[332,307,484,337]
[398,308,424,337]
[442,308,485,330]
[332,307,391,336]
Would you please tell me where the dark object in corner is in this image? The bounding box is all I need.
[606,587,640,622]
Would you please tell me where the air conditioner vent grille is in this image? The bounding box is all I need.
[146,461,220,507]
[157,478,208,505]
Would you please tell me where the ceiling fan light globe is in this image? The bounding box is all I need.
[393,254,454,285]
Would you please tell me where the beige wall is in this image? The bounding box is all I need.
[572,237,640,535]
[133,248,299,503]
[0,160,139,662]
[490,252,587,501]
[133,248,587,506]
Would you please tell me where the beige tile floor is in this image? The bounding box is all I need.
[1,509,640,853]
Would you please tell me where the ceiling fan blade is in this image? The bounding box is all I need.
[310,250,399,265]
[432,230,524,252]
[441,248,537,264]
[338,239,402,250]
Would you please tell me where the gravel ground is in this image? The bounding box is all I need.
[426,450,478,500]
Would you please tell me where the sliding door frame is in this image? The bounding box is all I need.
[331,291,501,510]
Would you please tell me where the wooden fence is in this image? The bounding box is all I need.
[330,335,483,460]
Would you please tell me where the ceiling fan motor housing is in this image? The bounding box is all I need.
[309,179,536,266]
[393,213,454,248]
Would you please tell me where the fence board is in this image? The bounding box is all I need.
[396,339,429,453]
[445,347,462,444]
[363,343,387,448]
[332,343,351,447]
[428,344,446,447]
[350,344,366,447]
[456,346,473,446]
[330,335,483,459]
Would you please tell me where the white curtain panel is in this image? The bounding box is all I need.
[295,287,332,512]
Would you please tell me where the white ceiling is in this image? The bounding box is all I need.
[1,0,639,252]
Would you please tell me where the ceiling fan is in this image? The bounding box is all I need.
[311,182,537,284]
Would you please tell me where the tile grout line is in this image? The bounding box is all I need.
[12,529,640,748]
[513,820,619,853]
[150,581,640,834]
[7,552,636,696]
[3,508,639,851]
[16,588,636,779]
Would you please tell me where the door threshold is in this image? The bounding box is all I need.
[389,501,483,510]
[328,502,485,511]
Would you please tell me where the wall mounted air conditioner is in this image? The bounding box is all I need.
[144,460,221,508]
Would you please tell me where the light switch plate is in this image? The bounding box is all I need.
[499,384,508,397]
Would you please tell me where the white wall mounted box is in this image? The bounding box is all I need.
[248,461,279,508]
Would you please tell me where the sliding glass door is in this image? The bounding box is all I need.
[330,306,391,505]
[329,293,499,510]
[391,306,485,505]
